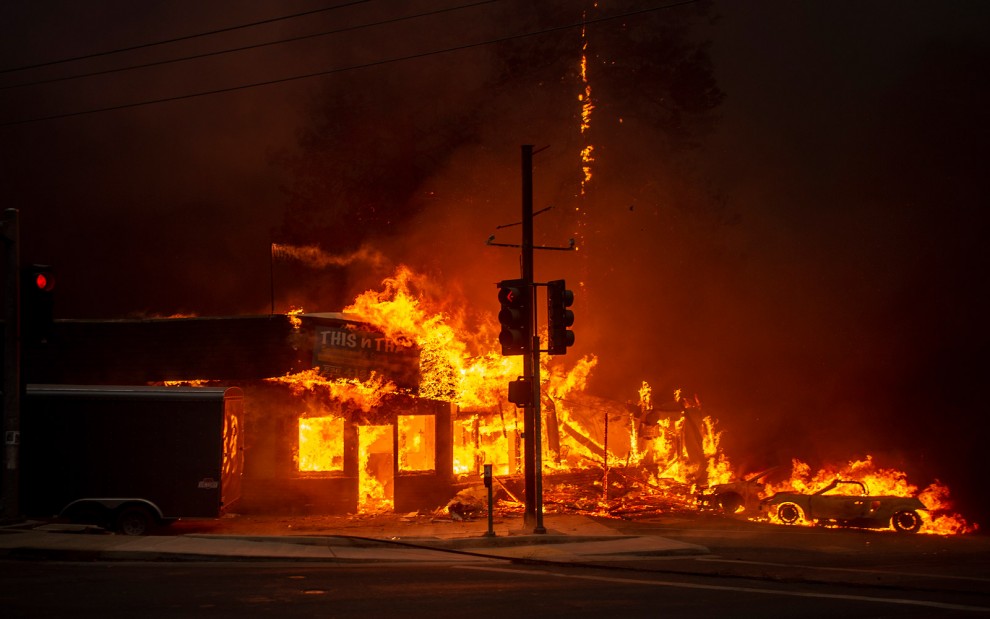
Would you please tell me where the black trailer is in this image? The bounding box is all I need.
[20,384,243,535]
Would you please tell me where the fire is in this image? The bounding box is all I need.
[268,368,397,412]
[298,416,344,472]
[344,266,521,409]
[763,456,977,535]
[702,417,733,486]
[287,306,304,329]
[359,425,393,512]
[259,265,975,535]
[453,408,520,477]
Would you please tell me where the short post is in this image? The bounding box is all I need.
[602,410,609,503]
[483,464,495,537]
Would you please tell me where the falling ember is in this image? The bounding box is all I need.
[578,16,596,195]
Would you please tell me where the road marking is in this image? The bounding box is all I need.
[457,565,990,613]
[697,556,990,583]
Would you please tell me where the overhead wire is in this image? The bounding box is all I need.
[0,0,500,91]
[0,0,700,127]
[0,0,372,75]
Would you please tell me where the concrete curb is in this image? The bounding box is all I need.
[0,525,709,564]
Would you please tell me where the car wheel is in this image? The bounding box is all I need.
[115,505,155,536]
[776,502,802,524]
[719,493,743,515]
[891,509,922,534]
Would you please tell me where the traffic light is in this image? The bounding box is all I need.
[546,279,574,355]
[497,278,531,356]
[22,264,55,344]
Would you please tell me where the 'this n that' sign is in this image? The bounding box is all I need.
[313,325,420,390]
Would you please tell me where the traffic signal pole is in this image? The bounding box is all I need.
[520,145,546,534]
[1,209,20,522]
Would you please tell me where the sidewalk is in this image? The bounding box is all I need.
[0,514,709,564]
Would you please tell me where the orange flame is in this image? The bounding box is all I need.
[764,456,977,535]
[268,368,397,413]
[264,265,975,532]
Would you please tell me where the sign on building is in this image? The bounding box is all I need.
[307,314,421,390]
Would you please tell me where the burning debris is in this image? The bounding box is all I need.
[224,266,977,535]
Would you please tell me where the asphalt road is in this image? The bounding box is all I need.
[594,513,990,583]
[2,512,987,618]
[1,555,987,618]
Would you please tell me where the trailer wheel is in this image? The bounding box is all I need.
[115,505,155,536]
[892,509,922,534]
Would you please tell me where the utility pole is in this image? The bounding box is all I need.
[2,208,20,522]
[492,146,574,534]
[520,145,546,534]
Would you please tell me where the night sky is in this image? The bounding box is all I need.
[2,1,988,522]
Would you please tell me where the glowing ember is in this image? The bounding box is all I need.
[578,16,595,194]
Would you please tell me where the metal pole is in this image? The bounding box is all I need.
[269,242,276,315]
[532,332,545,533]
[603,410,609,503]
[483,464,495,537]
[2,208,20,522]
[521,145,536,530]
[520,145,545,534]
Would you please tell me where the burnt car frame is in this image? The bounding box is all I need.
[761,479,926,533]
[698,467,776,515]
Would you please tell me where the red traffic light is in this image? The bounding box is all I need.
[34,272,53,291]
[26,265,55,292]
[497,279,531,356]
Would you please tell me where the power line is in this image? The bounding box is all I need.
[0,0,700,127]
[1,0,499,91]
[0,0,372,75]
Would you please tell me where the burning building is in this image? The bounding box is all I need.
[11,266,977,536]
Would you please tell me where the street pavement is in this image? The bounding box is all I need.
[0,513,710,564]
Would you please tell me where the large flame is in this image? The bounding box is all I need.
[763,456,977,535]
[267,265,975,534]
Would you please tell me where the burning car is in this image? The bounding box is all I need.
[761,479,926,533]
[698,467,776,515]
